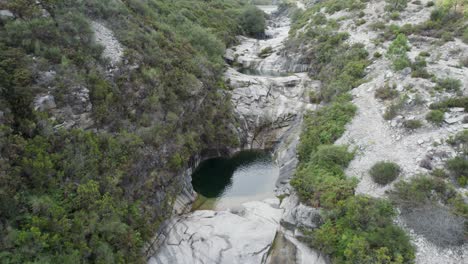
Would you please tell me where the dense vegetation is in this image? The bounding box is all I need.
[289,2,415,262]
[0,0,263,262]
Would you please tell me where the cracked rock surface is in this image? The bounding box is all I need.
[147,199,282,264]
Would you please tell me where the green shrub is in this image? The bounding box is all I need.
[430,97,468,111]
[387,34,411,70]
[434,77,462,92]
[403,119,423,130]
[374,84,399,100]
[411,56,432,79]
[383,96,405,120]
[415,7,466,42]
[446,157,468,186]
[369,161,401,185]
[431,168,448,178]
[239,6,266,38]
[385,0,408,12]
[298,100,357,161]
[390,12,400,20]
[426,110,445,125]
[258,46,273,58]
[447,130,468,148]
[309,90,322,104]
[419,51,430,57]
[311,195,415,263]
[292,145,357,208]
[383,104,401,120]
[426,1,435,7]
[373,51,382,58]
[355,18,366,26]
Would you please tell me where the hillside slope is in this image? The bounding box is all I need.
[0,0,260,263]
[288,0,467,263]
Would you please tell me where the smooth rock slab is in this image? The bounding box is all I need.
[148,199,282,264]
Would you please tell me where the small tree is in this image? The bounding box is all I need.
[239,6,266,38]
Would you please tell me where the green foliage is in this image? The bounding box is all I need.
[447,130,468,148]
[258,46,273,58]
[411,56,432,79]
[310,195,415,264]
[403,119,423,130]
[322,0,367,14]
[434,77,462,92]
[292,145,357,208]
[0,0,253,262]
[375,84,399,100]
[239,6,266,38]
[385,0,408,12]
[430,96,468,111]
[446,156,468,186]
[288,4,417,261]
[387,34,411,70]
[383,96,406,120]
[390,12,401,20]
[288,7,370,102]
[0,129,149,263]
[426,110,445,125]
[370,161,401,185]
[414,6,467,42]
[298,100,357,162]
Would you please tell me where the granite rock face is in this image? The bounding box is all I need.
[225,6,318,149]
[147,199,283,264]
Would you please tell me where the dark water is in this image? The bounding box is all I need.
[191,150,279,210]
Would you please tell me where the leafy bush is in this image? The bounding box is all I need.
[447,130,468,148]
[446,156,468,186]
[426,110,445,125]
[390,11,401,20]
[387,34,411,70]
[239,6,266,38]
[411,56,432,79]
[385,0,408,12]
[288,12,369,102]
[0,0,251,262]
[375,84,399,100]
[258,46,273,58]
[430,96,468,111]
[298,99,357,162]
[434,77,462,92]
[403,119,423,130]
[414,6,466,42]
[310,195,415,263]
[369,161,401,185]
[292,145,357,208]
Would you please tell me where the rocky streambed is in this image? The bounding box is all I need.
[146,5,327,264]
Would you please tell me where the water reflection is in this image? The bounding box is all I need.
[191,150,279,210]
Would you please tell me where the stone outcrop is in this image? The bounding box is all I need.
[147,199,283,264]
[227,68,318,148]
[91,21,124,66]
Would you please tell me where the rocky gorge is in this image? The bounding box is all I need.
[146,4,328,264]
